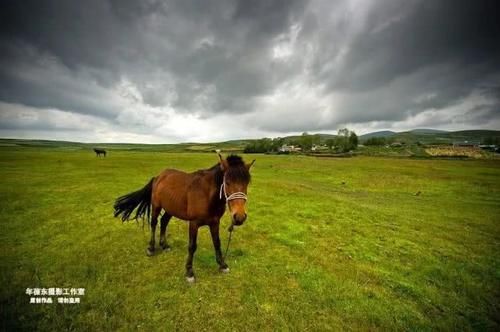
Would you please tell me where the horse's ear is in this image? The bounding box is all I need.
[218,153,228,171]
[246,159,256,170]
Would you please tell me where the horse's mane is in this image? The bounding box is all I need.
[225,155,251,183]
[208,155,250,185]
[226,155,244,166]
[209,163,225,189]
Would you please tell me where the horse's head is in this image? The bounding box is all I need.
[219,154,255,226]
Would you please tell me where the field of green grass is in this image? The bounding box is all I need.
[1,148,499,330]
[0,138,246,153]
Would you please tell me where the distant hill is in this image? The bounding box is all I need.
[358,129,500,144]
[1,129,499,153]
[359,131,396,140]
[360,129,449,141]
[409,129,448,134]
[388,130,500,144]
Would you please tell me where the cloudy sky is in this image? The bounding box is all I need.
[1,0,499,143]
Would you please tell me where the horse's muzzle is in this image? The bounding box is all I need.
[232,213,247,226]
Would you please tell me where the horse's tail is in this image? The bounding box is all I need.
[113,177,155,223]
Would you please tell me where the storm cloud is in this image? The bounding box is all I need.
[0,0,499,142]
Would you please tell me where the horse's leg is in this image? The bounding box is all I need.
[209,221,229,273]
[185,221,199,282]
[159,213,172,251]
[146,206,161,256]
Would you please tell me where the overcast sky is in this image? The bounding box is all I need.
[1,0,499,143]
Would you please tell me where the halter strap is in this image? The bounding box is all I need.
[219,175,246,261]
[219,176,248,203]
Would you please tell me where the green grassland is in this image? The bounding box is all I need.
[0,138,246,153]
[2,129,499,159]
[1,148,499,331]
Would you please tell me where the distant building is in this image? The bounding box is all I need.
[453,141,479,148]
[279,144,301,152]
[311,144,328,151]
[479,144,499,152]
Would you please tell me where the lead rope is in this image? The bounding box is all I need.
[224,223,234,260]
[220,177,247,260]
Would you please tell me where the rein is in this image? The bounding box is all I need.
[219,176,247,260]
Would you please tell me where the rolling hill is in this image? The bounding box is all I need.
[359,130,396,140]
[1,129,499,153]
[359,129,499,145]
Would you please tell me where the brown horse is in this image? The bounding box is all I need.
[113,154,255,282]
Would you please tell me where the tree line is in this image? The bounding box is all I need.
[244,129,358,153]
[363,136,390,146]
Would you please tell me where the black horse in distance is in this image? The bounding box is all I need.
[94,148,106,157]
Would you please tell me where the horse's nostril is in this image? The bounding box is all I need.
[232,213,247,225]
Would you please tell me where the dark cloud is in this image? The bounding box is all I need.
[0,0,499,142]
[328,0,500,91]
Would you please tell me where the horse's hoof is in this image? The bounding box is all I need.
[161,244,171,251]
[186,276,196,283]
[146,248,155,256]
[220,267,230,273]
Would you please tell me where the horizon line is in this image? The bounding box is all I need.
[1,128,499,145]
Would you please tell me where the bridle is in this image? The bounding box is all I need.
[219,175,248,260]
[219,176,248,205]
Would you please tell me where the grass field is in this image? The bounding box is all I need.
[1,148,499,331]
